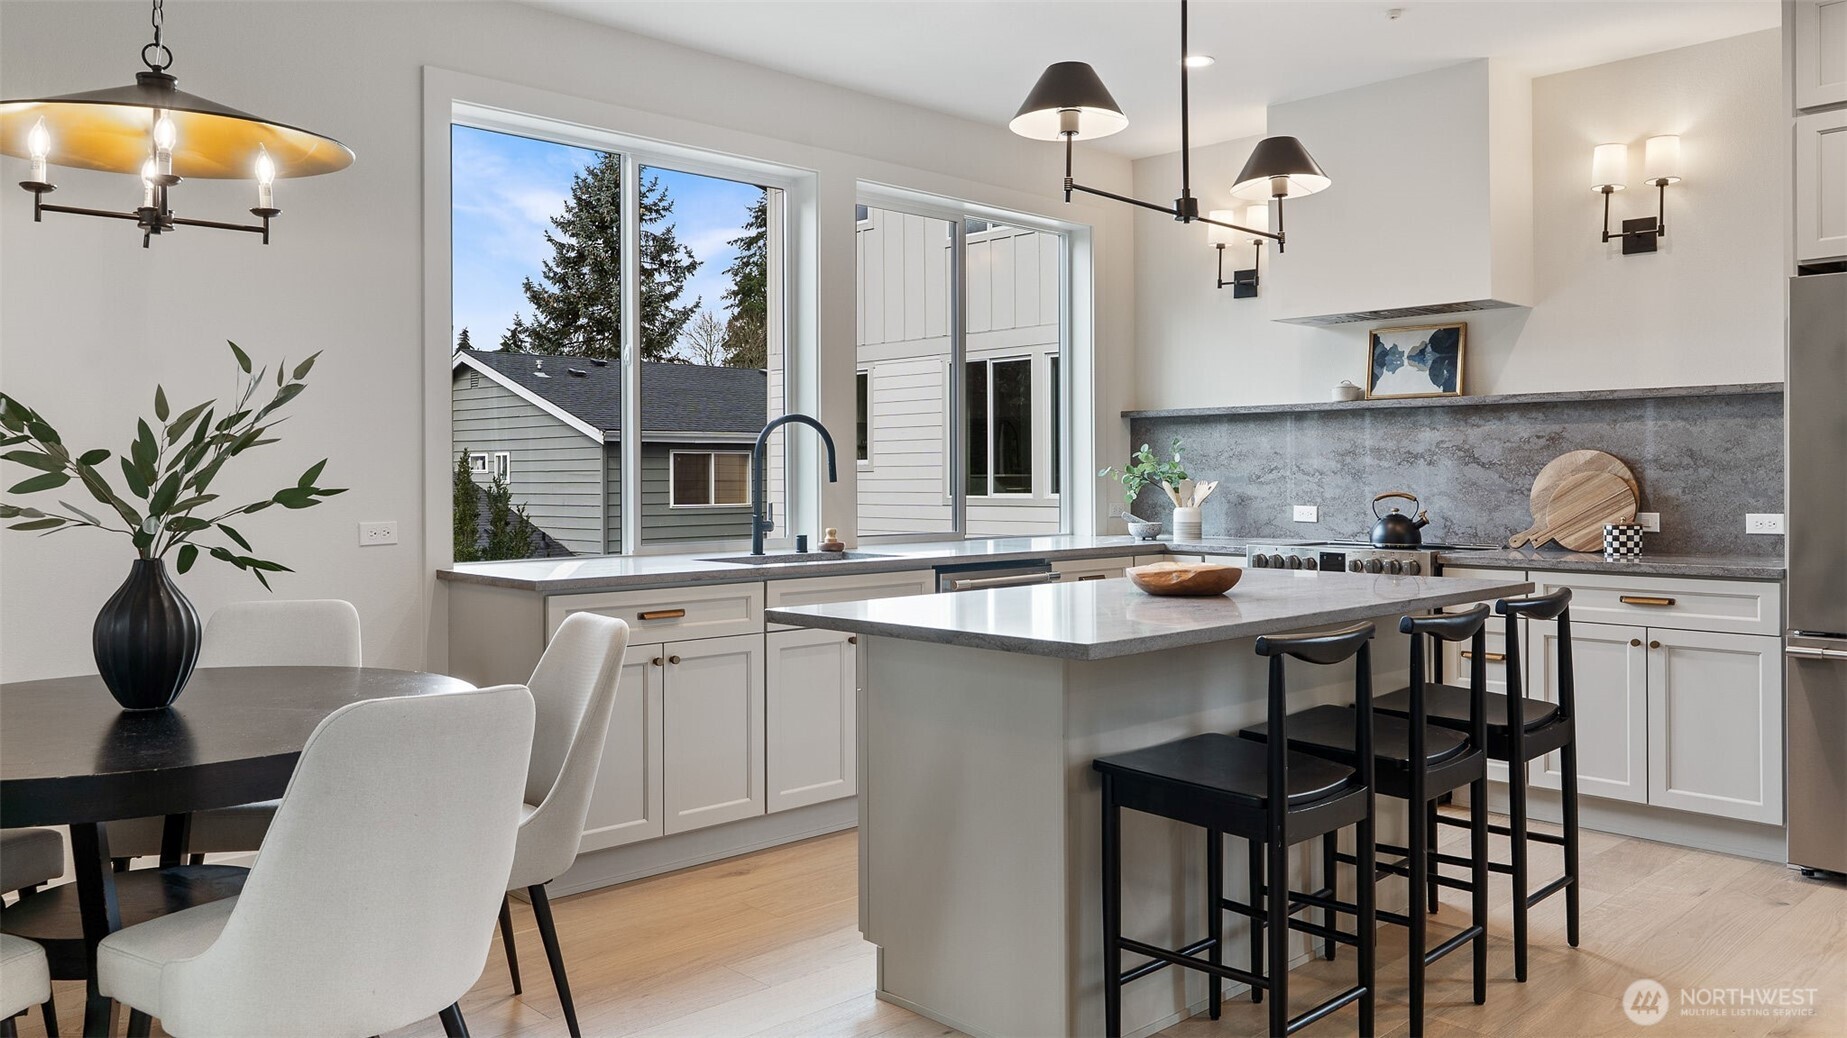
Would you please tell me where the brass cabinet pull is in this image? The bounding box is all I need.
[638,608,688,621]
[848,636,859,645]
[651,657,664,667]
[1619,595,1676,607]
[1649,640,1661,650]
[668,654,682,665]
[1460,650,1506,663]
[1630,639,1642,647]
[1078,573,1106,581]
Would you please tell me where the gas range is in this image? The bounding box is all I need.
[1241,540,1495,576]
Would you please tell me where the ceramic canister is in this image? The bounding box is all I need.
[1603,522,1645,561]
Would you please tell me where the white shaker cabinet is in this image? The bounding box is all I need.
[1524,621,1651,806]
[1795,109,1847,263]
[1794,0,1847,110]
[662,634,767,834]
[1645,628,1784,824]
[579,648,666,851]
[766,627,858,812]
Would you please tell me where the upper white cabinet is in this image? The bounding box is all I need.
[1795,109,1847,263]
[1793,0,1847,110]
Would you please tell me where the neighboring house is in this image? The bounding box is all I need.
[452,349,768,555]
[856,211,1064,537]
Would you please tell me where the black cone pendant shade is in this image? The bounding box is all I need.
[1009,61,1129,141]
[1231,135,1329,201]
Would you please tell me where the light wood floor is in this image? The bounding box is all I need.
[32,813,1847,1037]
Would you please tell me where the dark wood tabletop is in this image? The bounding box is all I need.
[0,666,475,826]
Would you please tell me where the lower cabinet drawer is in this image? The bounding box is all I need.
[765,570,932,631]
[1053,556,1135,582]
[1528,571,1781,637]
[547,582,765,641]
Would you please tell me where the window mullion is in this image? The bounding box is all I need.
[618,152,642,555]
[949,219,966,535]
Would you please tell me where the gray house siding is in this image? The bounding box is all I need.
[452,372,604,555]
[639,443,754,544]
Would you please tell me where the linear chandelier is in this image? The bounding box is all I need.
[0,0,353,247]
[1010,0,1330,252]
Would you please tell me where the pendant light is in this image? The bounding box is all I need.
[1010,0,1329,252]
[0,0,353,247]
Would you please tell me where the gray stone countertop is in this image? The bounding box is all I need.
[1439,548,1785,581]
[436,535,1173,592]
[766,569,1534,661]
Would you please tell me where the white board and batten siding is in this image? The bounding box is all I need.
[452,371,605,555]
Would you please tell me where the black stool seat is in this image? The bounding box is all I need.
[1095,732,1357,806]
[1375,683,1559,734]
[1240,705,1471,769]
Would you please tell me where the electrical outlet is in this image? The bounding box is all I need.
[1745,513,1784,535]
[358,521,398,546]
[1292,505,1319,523]
[1637,512,1661,533]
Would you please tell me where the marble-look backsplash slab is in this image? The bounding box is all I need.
[1125,389,1784,556]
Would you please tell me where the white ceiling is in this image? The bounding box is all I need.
[525,0,1779,158]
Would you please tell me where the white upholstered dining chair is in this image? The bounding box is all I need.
[106,600,363,862]
[96,682,535,1038]
[0,933,51,1038]
[496,611,631,1038]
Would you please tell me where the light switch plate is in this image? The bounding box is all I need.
[1745,513,1784,535]
[1292,505,1319,523]
[1637,512,1661,533]
[359,521,398,546]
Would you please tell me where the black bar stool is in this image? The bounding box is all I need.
[1093,622,1378,1038]
[1374,588,1580,981]
[1238,604,1494,1037]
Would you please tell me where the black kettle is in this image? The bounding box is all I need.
[1371,491,1430,548]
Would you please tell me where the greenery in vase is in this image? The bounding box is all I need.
[1099,437,1188,508]
[0,342,345,588]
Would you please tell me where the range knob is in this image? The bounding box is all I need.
[1250,554,1268,568]
[1303,557,1318,571]
[1404,560,1422,575]
[1286,555,1302,569]
[1348,560,1364,572]
[1387,559,1403,575]
[1365,559,1384,574]
[1268,554,1287,568]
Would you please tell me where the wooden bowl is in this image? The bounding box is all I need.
[1127,561,1243,597]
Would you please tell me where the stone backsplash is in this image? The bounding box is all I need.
[1123,387,1784,557]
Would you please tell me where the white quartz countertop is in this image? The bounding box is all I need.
[766,568,1535,661]
[436,535,1181,592]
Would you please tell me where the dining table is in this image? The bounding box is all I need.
[0,666,476,1037]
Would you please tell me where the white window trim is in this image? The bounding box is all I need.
[668,450,753,509]
[467,453,490,480]
[493,451,511,482]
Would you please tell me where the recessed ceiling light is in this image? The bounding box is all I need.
[1183,54,1215,69]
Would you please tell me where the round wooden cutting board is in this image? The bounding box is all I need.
[1510,450,1640,547]
[1536,470,1639,552]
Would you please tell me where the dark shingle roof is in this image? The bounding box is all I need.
[457,349,767,437]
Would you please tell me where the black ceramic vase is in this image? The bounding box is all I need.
[92,559,202,711]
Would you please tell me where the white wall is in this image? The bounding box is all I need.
[0,0,1136,681]
[1131,30,1785,409]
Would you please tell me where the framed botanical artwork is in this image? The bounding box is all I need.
[1366,323,1465,399]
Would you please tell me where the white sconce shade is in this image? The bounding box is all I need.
[1244,203,1270,239]
[1643,134,1681,184]
[1592,142,1628,191]
[1206,209,1237,245]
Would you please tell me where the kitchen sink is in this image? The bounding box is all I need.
[702,551,896,566]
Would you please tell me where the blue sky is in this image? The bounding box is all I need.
[451,124,764,356]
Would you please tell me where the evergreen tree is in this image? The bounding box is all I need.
[452,450,480,562]
[517,155,701,360]
[481,474,539,560]
[455,326,473,353]
[499,314,531,353]
[721,194,769,368]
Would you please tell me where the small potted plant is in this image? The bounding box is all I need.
[0,342,344,711]
[1100,438,1217,541]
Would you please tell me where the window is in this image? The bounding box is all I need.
[670,451,751,507]
[855,202,1069,536]
[449,118,790,560]
[855,370,870,464]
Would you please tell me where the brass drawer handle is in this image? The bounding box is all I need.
[1460,650,1506,663]
[1619,596,1676,607]
[638,608,688,621]
[1078,573,1106,581]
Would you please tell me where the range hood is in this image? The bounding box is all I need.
[1265,60,1533,326]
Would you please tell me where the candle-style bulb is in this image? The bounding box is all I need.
[153,113,176,176]
[255,145,276,210]
[26,118,49,182]
[140,157,158,208]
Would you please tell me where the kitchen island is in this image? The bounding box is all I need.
[768,568,1532,1038]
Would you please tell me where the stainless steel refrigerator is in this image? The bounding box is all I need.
[1786,270,1847,877]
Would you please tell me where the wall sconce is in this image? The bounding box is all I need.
[1593,135,1681,255]
[1211,204,1269,297]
